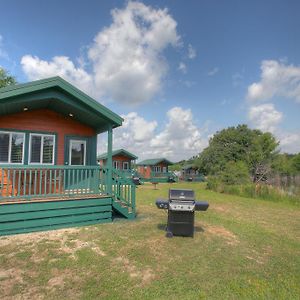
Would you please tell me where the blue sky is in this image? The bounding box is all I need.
[1,0,300,160]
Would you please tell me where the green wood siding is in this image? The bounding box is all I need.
[0,197,112,236]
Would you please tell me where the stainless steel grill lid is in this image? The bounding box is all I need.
[169,189,195,201]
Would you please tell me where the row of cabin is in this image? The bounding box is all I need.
[97,150,174,180]
[97,149,203,182]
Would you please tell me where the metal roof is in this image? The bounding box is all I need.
[136,158,173,166]
[0,77,123,133]
[97,149,138,160]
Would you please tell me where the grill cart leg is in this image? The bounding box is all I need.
[166,230,173,238]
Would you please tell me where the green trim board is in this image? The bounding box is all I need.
[136,158,173,166]
[0,197,113,236]
[97,148,138,160]
[0,77,123,133]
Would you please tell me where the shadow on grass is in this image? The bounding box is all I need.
[157,223,205,233]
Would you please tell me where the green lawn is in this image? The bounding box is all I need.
[0,182,299,299]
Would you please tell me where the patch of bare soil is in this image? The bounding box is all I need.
[203,224,239,245]
[115,256,155,285]
[60,239,106,258]
[212,204,231,213]
[0,268,24,297]
[0,228,80,247]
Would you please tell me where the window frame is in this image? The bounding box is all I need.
[0,131,25,165]
[29,133,55,165]
[113,160,120,169]
[123,161,129,170]
[152,166,161,173]
[69,139,86,166]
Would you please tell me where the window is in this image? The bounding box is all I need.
[69,140,86,166]
[0,131,25,164]
[123,161,129,170]
[152,166,161,173]
[113,161,119,169]
[29,134,55,164]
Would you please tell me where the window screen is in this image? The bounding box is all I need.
[11,133,24,163]
[30,134,54,164]
[0,131,24,163]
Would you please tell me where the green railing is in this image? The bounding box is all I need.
[0,165,136,216]
[149,171,178,182]
[0,165,101,201]
[112,168,136,213]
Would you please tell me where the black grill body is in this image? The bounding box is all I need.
[156,188,209,238]
[168,210,195,237]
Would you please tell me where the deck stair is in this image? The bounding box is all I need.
[110,168,136,219]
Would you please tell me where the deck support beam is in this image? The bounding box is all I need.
[107,124,113,194]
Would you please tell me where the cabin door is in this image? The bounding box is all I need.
[64,137,91,192]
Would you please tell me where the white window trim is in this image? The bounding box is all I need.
[29,133,55,165]
[69,140,86,166]
[123,161,129,170]
[113,160,120,169]
[152,166,161,173]
[0,131,25,164]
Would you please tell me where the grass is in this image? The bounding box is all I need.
[0,182,299,299]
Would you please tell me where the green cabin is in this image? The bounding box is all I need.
[0,77,136,236]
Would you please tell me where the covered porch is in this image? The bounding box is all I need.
[0,77,136,236]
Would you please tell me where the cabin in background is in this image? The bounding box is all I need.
[0,77,136,236]
[137,158,177,182]
[181,164,205,182]
[98,149,137,172]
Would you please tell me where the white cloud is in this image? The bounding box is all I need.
[21,1,180,105]
[21,55,95,96]
[248,103,300,153]
[248,103,283,133]
[208,67,219,76]
[278,131,300,153]
[178,62,187,73]
[188,44,196,59]
[98,107,209,161]
[247,60,300,103]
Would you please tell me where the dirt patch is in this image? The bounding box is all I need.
[0,268,24,296]
[0,228,80,247]
[212,204,231,213]
[115,256,155,285]
[60,240,106,258]
[204,224,239,245]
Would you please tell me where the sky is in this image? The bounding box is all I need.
[0,0,300,161]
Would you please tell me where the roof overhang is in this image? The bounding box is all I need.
[0,77,123,134]
[98,149,138,160]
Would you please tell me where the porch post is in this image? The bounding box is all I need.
[107,124,113,194]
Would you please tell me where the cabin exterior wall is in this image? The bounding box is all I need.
[0,109,97,165]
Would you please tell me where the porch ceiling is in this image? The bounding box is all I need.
[0,77,123,134]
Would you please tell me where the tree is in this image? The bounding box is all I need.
[196,124,279,182]
[0,68,17,88]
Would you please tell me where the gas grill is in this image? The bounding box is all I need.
[156,189,209,237]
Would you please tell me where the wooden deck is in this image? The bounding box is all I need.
[0,193,110,205]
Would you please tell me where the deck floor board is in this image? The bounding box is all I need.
[0,193,110,205]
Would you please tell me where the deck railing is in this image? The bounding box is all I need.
[0,165,102,201]
[0,165,136,214]
[150,171,178,180]
[103,168,136,213]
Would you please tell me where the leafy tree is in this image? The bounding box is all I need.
[291,153,300,173]
[219,161,251,185]
[196,124,279,182]
[0,68,17,88]
[272,153,295,176]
